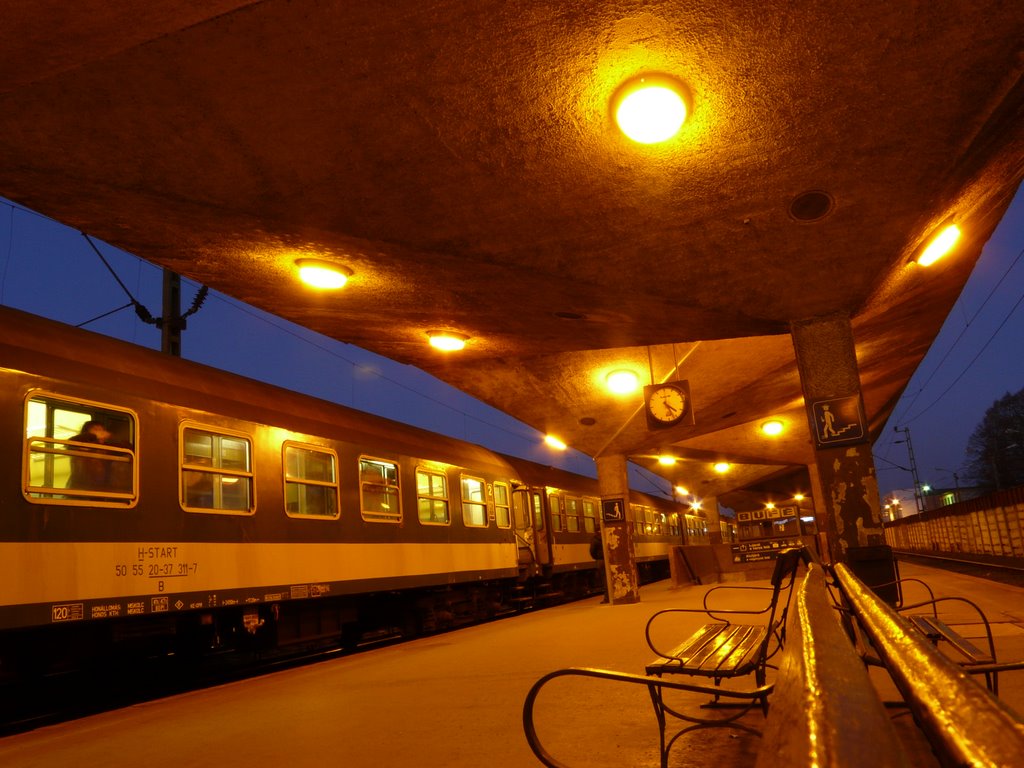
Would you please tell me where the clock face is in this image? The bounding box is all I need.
[648,385,687,423]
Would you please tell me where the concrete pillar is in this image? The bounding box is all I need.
[703,496,723,545]
[791,314,885,564]
[595,454,640,604]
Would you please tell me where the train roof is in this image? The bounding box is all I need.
[0,305,510,472]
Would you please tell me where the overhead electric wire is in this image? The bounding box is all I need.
[902,288,1024,425]
[892,243,1024,425]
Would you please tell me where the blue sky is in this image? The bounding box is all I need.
[2,191,1022,503]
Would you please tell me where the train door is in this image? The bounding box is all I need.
[513,487,551,567]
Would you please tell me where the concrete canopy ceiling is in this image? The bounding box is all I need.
[2,2,1023,507]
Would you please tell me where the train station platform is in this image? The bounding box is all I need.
[2,561,1023,768]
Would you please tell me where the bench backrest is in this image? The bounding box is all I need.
[761,546,805,644]
[755,564,908,768]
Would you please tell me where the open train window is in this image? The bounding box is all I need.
[284,442,339,520]
[180,423,254,515]
[494,481,512,529]
[417,468,449,525]
[359,457,402,523]
[461,475,488,528]
[24,392,138,507]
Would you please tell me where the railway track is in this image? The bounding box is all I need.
[894,550,1024,589]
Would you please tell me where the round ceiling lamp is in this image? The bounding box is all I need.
[917,224,961,266]
[761,419,784,436]
[713,462,731,474]
[544,434,567,451]
[612,74,688,144]
[427,331,469,352]
[296,259,352,289]
[606,369,640,394]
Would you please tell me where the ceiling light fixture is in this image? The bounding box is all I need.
[674,485,689,497]
[427,331,469,352]
[657,454,677,466]
[713,462,731,474]
[544,434,567,451]
[761,419,784,436]
[296,259,352,289]
[605,369,640,394]
[917,224,961,266]
[612,74,688,144]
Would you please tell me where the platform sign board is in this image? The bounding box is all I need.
[602,498,625,523]
[731,538,803,563]
[809,395,867,449]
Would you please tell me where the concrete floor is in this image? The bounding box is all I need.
[1,562,1022,768]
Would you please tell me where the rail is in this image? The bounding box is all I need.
[832,562,1024,766]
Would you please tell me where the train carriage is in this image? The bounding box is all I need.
[0,305,685,674]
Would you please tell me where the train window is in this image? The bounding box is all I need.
[494,481,512,529]
[564,496,581,532]
[359,457,402,523]
[461,475,488,527]
[582,498,598,533]
[283,442,339,519]
[549,492,563,532]
[180,424,254,514]
[417,469,449,524]
[531,491,545,532]
[24,393,137,507]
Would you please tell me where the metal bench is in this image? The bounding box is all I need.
[644,546,805,697]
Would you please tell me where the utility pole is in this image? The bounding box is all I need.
[161,269,183,357]
[894,426,924,514]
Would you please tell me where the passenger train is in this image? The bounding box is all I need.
[0,305,702,676]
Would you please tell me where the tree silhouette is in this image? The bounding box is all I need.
[962,387,1024,491]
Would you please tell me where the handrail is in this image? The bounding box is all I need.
[833,563,1024,766]
[755,564,908,768]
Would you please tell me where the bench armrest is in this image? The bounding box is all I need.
[523,666,773,768]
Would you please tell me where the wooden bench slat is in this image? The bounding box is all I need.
[702,625,765,672]
[648,624,766,676]
[669,623,729,665]
[909,614,994,663]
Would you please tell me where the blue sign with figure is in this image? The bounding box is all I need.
[810,395,866,447]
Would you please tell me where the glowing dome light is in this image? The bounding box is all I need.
[296,259,352,289]
[606,369,640,394]
[544,434,567,451]
[917,224,961,266]
[674,485,689,496]
[613,75,688,144]
[713,462,731,474]
[761,419,784,436]
[657,454,677,466]
[427,331,469,352]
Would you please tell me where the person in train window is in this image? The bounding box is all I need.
[67,420,112,491]
[106,420,134,493]
[184,456,215,508]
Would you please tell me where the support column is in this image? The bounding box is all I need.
[595,454,640,604]
[703,496,723,545]
[791,314,885,565]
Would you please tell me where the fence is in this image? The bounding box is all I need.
[884,485,1024,558]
